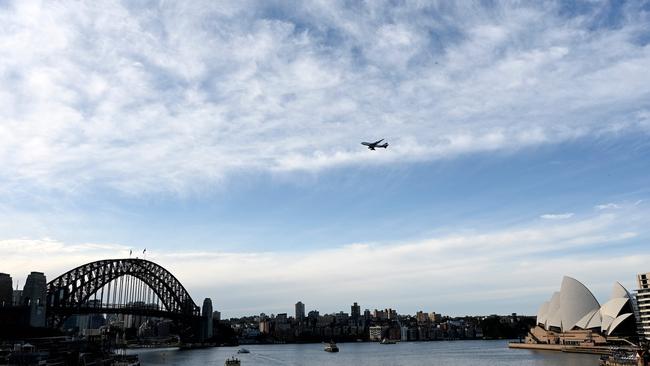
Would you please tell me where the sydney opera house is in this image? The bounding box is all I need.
[527,276,639,346]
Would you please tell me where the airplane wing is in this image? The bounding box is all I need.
[372,139,384,144]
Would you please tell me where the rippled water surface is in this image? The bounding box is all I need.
[134,340,599,366]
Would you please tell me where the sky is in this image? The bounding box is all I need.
[1,0,650,318]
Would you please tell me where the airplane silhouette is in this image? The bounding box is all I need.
[361,138,389,150]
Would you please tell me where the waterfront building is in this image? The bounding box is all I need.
[636,272,650,340]
[213,310,221,323]
[528,276,637,346]
[259,319,271,334]
[0,273,12,307]
[400,325,408,341]
[388,325,401,340]
[368,325,385,341]
[295,301,305,321]
[21,272,47,327]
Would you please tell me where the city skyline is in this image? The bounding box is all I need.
[1,1,650,318]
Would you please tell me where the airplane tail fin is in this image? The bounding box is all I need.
[380,143,388,148]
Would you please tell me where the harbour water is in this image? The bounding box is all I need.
[133,340,599,365]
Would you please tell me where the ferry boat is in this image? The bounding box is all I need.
[225,356,241,366]
[324,341,339,352]
[237,348,250,354]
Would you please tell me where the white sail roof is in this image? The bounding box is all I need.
[535,278,635,336]
[586,311,602,329]
[537,301,550,327]
[601,315,615,333]
[607,313,634,335]
[600,298,629,319]
[546,292,561,329]
[611,282,630,299]
[574,309,598,330]
[559,276,600,332]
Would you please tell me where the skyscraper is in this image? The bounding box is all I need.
[0,273,12,307]
[202,298,213,339]
[295,301,305,321]
[636,272,650,340]
[351,302,361,322]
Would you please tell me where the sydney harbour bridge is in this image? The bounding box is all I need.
[44,258,205,341]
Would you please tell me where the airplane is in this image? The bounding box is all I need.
[361,138,389,150]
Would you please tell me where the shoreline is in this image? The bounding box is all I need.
[508,342,629,355]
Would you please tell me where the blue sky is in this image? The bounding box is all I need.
[1,0,650,317]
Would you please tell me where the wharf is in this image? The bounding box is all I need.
[508,342,624,355]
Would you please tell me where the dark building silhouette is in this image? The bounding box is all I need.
[21,272,47,327]
[202,298,213,339]
[0,273,12,307]
[295,301,305,321]
[351,302,361,322]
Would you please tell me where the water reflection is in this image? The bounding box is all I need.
[133,340,599,366]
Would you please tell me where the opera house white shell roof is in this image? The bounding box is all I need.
[536,277,636,336]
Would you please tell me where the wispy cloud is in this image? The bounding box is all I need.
[596,203,621,210]
[0,1,649,194]
[540,213,574,220]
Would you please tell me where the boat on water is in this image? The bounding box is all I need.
[380,338,397,344]
[237,348,250,354]
[324,341,339,352]
[225,356,241,366]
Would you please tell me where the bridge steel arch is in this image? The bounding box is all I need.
[46,258,200,323]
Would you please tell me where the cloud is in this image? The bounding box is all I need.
[540,213,574,220]
[0,1,649,194]
[2,207,646,317]
[596,203,621,210]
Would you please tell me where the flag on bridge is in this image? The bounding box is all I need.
[143,248,146,254]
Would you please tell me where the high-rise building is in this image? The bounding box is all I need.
[295,301,305,321]
[202,298,214,339]
[21,272,47,327]
[334,311,349,325]
[276,313,288,323]
[363,309,371,320]
[386,308,397,320]
[0,273,12,307]
[429,312,441,323]
[351,302,361,321]
[213,310,221,323]
[636,272,650,340]
[416,311,429,323]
